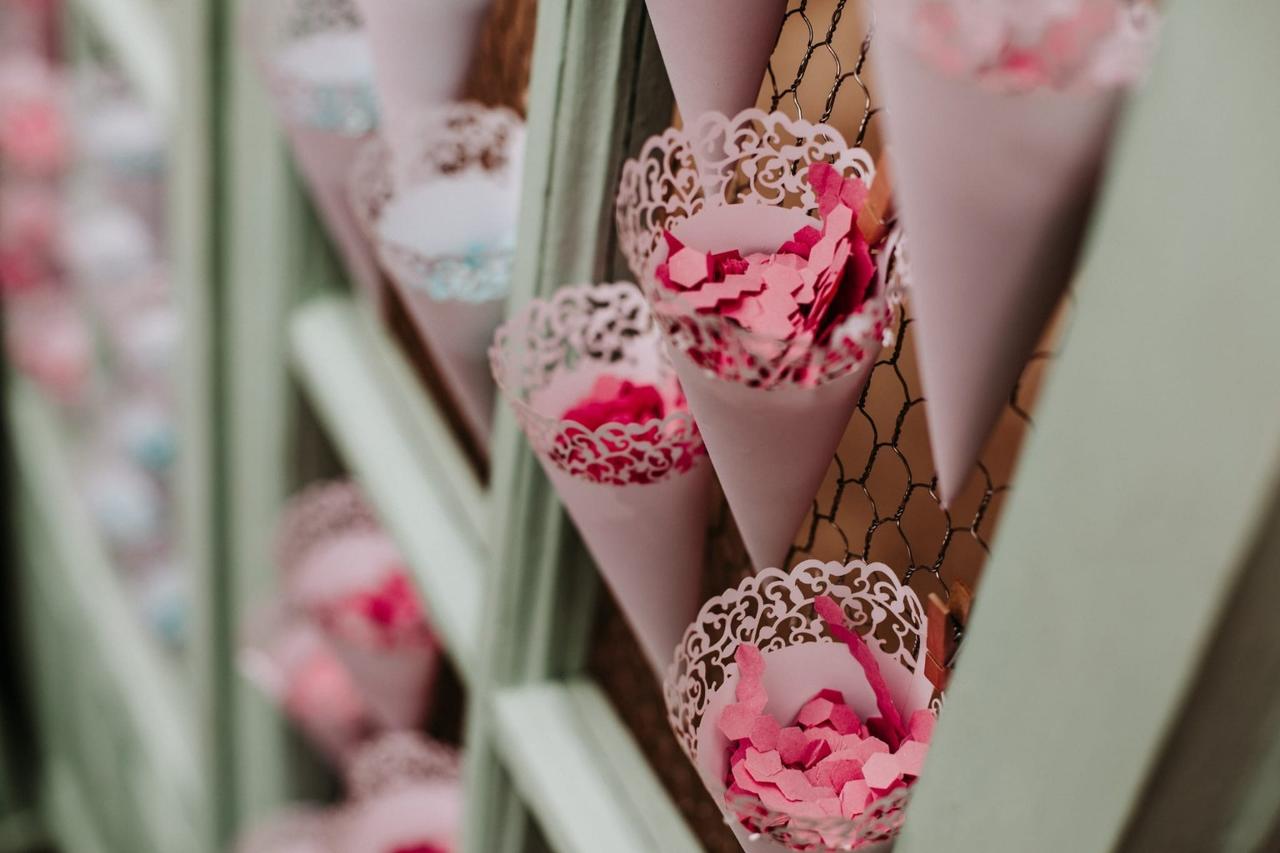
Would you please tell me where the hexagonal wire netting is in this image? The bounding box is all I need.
[591,4,1063,849]
[703,0,1062,617]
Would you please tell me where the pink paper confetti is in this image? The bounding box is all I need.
[654,162,879,381]
[716,637,937,848]
[813,595,907,747]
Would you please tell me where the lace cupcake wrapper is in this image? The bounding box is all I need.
[664,559,936,852]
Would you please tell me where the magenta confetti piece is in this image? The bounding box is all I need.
[814,594,908,747]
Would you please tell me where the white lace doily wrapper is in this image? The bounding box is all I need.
[233,806,338,853]
[238,605,373,764]
[644,0,786,123]
[336,780,461,853]
[874,0,1160,92]
[350,0,490,177]
[344,731,462,800]
[275,480,381,578]
[871,12,1126,504]
[287,528,404,610]
[269,28,378,134]
[373,172,520,447]
[492,282,711,678]
[643,203,892,572]
[665,560,934,853]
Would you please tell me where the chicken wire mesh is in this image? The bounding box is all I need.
[591,2,1061,850]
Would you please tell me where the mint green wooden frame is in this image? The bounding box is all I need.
[10,1,1280,852]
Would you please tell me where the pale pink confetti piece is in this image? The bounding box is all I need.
[732,758,770,795]
[827,759,865,793]
[817,797,844,818]
[750,714,781,752]
[773,768,836,803]
[762,263,804,301]
[804,725,843,747]
[744,747,784,781]
[814,595,907,746]
[909,709,937,743]
[839,779,873,817]
[719,704,760,742]
[862,752,903,791]
[828,702,862,735]
[735,643,768,711]
[777,727,809,765]
[848,737,890,763]
[668,247,711,289]
[796,696,835,728]
[759,789,831,821]
[895,740,931,778]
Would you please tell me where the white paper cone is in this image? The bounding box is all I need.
[238,606,374,765]
[288,126,384,309]
[542,458,711,677]
[670,349,872,573]
[350,0,491,176]
[644,0,787,123]
[492,282,711,680]
[652,202,889,572]
[665,560,934,852]
[873,24,1123,503]
[348,107,525,451]
[327,633,438,731]
[395,291,503,447]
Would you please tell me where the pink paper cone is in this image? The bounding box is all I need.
[327,632,438,731]
[349,104,525,451]
[274,481,442,730]
[668,346,873,574]
[349,0,491,181]
[542,458,712,677]
[665,560,935,852]
[617,113,893,572]
[394,292,505,448]
[251,0,384,309]
[644,0,787,123]
[871,1,1158,502]
[491,282,710,678]
[238,605,376,765]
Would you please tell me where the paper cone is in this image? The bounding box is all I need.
[492,282,711,678]
[252,0,384,309]
[274,481,441,730]
[327,631,438,731]
[668,345,874,574]
[233,806,338,853]
[616,113,894,571]
[665,559,935,852]
[349,0,491,178]
[350,104,525,450]
[871,2,1158,502]
[644,0,787,124]
[339,735,461,853]
[238,605,375,765]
